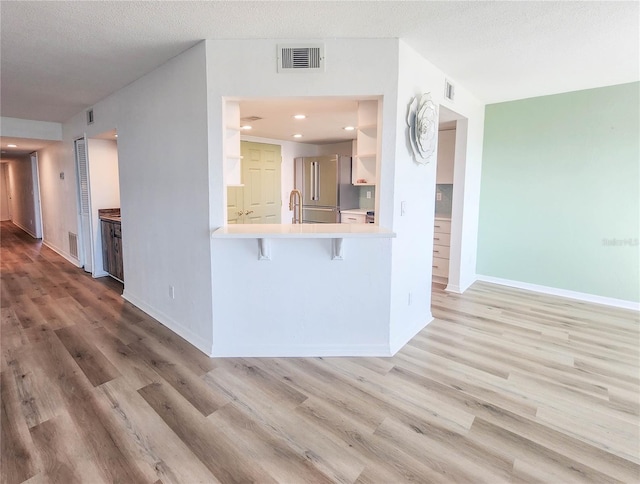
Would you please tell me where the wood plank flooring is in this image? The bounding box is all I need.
[1,220,639,483]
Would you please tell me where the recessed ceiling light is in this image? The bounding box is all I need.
[343,126,355,131]
[293,134,303,138]
[241,125,252,130]
[7,144,17,148]
[293,114,306,120]
[114,133,118,138]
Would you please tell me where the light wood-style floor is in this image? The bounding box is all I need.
[1,220,639,484]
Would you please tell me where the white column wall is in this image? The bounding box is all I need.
[206,38,400,355]
[388,40,485,352]
[51,41,213,353]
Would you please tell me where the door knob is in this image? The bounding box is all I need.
[237,211,244,216]
[245,210,254,215]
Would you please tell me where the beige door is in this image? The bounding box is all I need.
[227,186,244,224]
[240,141,281,224]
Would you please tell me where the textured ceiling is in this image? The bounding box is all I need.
[1,1,638,123]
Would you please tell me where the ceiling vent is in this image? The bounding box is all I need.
[444,80,455,102]
[241,116,263,123]
[86,108,94,125]
[277,44,325,73]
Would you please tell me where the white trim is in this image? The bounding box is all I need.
[92,269,109,278]
[210,343,392,358]
[42,240,81,267]
[476,275,640,311]
[12,220,37,239]
[122,290,214,356]
[389,315,434,355]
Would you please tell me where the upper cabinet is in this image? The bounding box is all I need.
[352,100,379,186]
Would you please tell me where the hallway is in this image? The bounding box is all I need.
[1,221,638,483]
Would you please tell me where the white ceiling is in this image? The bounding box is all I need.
[1,1,637,126]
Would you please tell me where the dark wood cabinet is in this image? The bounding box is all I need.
[101,220,124,281]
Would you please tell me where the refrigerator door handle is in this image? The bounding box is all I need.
[309,161,316,201]
[314,161,320,201]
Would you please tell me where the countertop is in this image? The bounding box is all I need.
[340,208,372,215]
[435,216,451,221]
[212,224,395,239]
[98,208,121,223]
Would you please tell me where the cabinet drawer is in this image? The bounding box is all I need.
[432,245,450,259]
[434,220,451,234]
[433,232,450,246]
[432,257,449,277]
[341,213,366,224]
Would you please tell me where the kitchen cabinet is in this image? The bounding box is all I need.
[352,100,378,186]
[432,218,450,281]
[101,219,124,281]
[341,210,367,224]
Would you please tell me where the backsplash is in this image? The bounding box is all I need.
[435,184,453,218]
[358,186,375,210]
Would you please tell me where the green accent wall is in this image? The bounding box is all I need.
[477,82,639,302]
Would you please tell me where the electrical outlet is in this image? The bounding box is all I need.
[366,190,372,199]
[401,201,407,216]
[436,192,442,201]
[169,285,175,299]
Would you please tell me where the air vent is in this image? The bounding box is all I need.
[86,108,94,125]
[277,44,324,72]
[444,80,455,102]
[241,116,263,123]
[68,232,79,258]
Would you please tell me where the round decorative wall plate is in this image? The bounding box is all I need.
[406,92,438,164]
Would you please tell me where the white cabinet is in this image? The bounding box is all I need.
[432,217,451,281]
[352,100,378,186]
[341,209,367,224]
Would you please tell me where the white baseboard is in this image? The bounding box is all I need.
[476,275,639,311]
[210,342,392,358]
[389,315,433,355]
[122,290,214,356]
[13,220,37,239]
[42,239,81,267]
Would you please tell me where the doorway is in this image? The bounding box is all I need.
[432,106,468,293]
[74,131,121,277]
[229,141,281,224]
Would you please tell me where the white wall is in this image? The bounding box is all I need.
[240,135,318,223]
[388,40,485,352]
[0,117,62,140]
[436,129,455,184]
[37,141,81,264]
[211,237,393,356]
[0,164,11,221]
[316,140,354,157]
[40,41,213,353]
[4,155,39,237]
[87,138,120,276]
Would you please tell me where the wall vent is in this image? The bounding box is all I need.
[444,80,455,102]
[277,44,324,72]
[68,232,79,258]
[86,108,94,125]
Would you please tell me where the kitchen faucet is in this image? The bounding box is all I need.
[289,189,302,224]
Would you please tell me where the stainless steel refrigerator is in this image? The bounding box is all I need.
[294,155,358,223]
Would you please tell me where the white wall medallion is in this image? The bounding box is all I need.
[406,93,438,164]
